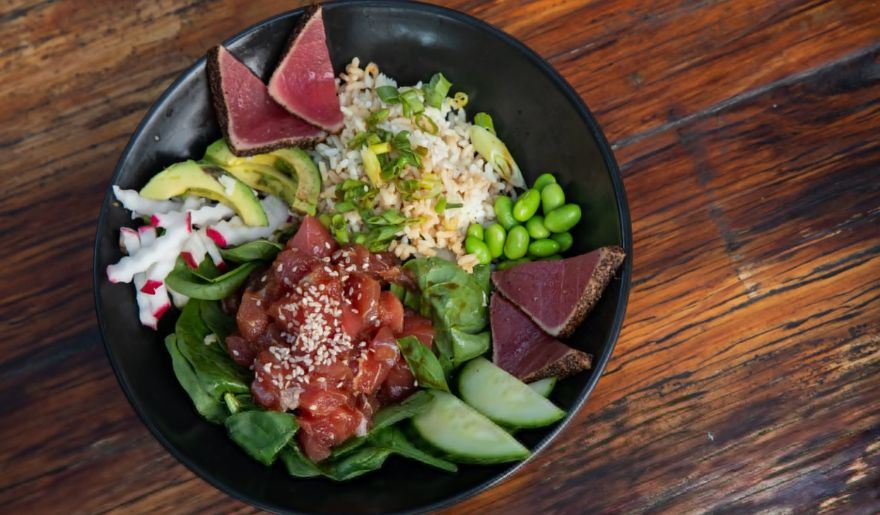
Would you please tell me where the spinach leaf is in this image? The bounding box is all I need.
[370,390,433,431]
[449,328,490,366]
[200,300,236,341]
[164,335,227,424]
[426,281,486,334]
[280,444,323,478]
[166,259,260,300]
[219,240,282,263]
[397,336,449,392]
[225,411,298,466]
[175,300,249,399]
[369,426,457,472]
[320,446,393,481]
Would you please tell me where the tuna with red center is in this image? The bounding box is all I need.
[225,216,431,461]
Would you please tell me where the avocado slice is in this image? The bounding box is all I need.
[272,148,321,216]
[140,160,269,226]
[203,140,301,208]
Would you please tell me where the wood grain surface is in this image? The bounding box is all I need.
[1,0,878,513]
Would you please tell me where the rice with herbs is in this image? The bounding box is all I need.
[308,58,514,271]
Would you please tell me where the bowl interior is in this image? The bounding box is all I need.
[94,2,631,513]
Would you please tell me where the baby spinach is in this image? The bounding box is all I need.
[165,335,227,424]
[369,426,457,473]
[397,336,449,392]
[175,300,249,399]
[320,446,393,481]
[370,390,433,431]
[166,258,260,300]
[219,240,282,263]
[449,329,490,367]
[280,444,323,478]
[225,411,299,466]
[199,300,236,341]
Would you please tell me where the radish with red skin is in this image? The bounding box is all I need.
[112,185,181,217]
[119,227,140,255]
[168,287,189,309]
[140,279,163,295]
[203,195,291,247]
[138,225,157,246]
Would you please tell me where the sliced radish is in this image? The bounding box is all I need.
[138,225,157,246]
[119,227,141,255]
[198,230,226,269]
[168,287,190,309]
[203,195,291,247]
[107,223,189,284]
[140,279,163,295]
[113,186,181,217]
[133,273,159,329]
[190,202,235,227]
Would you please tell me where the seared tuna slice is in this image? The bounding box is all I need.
[267,6,344,132]
[490,294,591,382]
[206,46,326,156]
[492,246,626,338]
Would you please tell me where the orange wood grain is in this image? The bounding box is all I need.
[1,0,878,513]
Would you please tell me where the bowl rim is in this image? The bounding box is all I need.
[92,1,633,513]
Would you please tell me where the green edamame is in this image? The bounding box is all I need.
[528,238,561,257]
[496,257,532,271]
[541,183,566,214]
[526,216,550,239]
[493,196,517,229]
[465,236,492,265]
[484,223,506,259]
[512,189,541,222]
[504,225,530,259]
[544,204,582,233]
[467,223,484,241]
[532,173,557,191]
[550,231,573,253]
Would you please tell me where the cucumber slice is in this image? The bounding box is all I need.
[412,391,529,464]
[459,358,565,429]
[527,377,557,398]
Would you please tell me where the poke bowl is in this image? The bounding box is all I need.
[93,1,632,513]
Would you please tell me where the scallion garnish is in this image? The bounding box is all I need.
[415,113,439,135]
[367,108,390,126]
[424,72,452,109]
[400,89,425,116]
[435,196,447,213]
[474,112,495,135]
[376,86,400,104]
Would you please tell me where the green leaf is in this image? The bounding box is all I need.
[175,300,249,399]
[474,112,496,135]
[164,335,227,424]
[166,259,260,300]
[423,72,452,109]
[280,444,323,478]
[199,300,236,341]
[218,240,282,263]
[449,329,490,366]
[397,336,449,392]
[320,446,392,481]
[225,411,299,466]
[370,390,434,431]
[369,426,457,472]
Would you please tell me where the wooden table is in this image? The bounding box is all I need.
[2,0,878,513]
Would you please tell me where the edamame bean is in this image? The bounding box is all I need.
[467,223,484,241]
[504,225,530,259]
[496,257,532,271]
[550,231,573,253]
[484,223,507,259]
[544,204,582,233]
[541,183,566,214]
[526,216,550,239]
[528,238,561,257]
[512,189,541,222]
[532,173,557,191]
[494,196,517,229]
[465,236,492,265]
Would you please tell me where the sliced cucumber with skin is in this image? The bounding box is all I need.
[411,391,529,464]
[459,358,565,429]
[528,377,557,398]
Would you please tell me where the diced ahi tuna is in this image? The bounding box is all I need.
[490,294,592,382]
[287,215,338,258]
[206,45,326,156]
[492,246,626,338]
[267,6,344,132]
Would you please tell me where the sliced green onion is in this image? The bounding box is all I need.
[452,92,469,109]
[369,142,391,155]
[367,108,390,126]
[400,89,425,116]
[435,196,447,213]
[415,113,439,135]
[361,147,383,186]
[469,125,525,188]
[335,200,356,213]
[474,112,495,135]
[347,131,370,149]
[446,202,464,209]
[376,86,400,103]
[424,72,452,109]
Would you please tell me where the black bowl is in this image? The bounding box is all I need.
[93,1,632,513]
